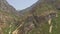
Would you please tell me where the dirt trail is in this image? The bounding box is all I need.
[12,30,18,34]
[12,22,24,34]
[48,18,53,33]
[49,25,53,33]
[48,18,52,25]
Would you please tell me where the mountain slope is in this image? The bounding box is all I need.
[0,10,22,34]
[0,0,60,34]
[0,0,22,16]
[0,0,22,34]
[17,0,60,34]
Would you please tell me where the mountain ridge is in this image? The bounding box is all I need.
[0,0,60,34]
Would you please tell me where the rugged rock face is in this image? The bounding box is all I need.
[18,0,57,34]
[17,0,60,34]
[0,0,22,34]
[0,0,20,16]
[0,0,60,34]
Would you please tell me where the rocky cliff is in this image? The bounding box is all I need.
[0,0,21,16]
[17,0,60,34]
[0,0,60,34]
[0,0,22,34]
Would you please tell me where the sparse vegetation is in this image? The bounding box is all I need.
[0,0,60,34]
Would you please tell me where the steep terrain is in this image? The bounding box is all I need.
[18,0,60,34]
[0,10,21,34]
[0,0,60,34]
[0,0,22,16]
[0,0,23,34]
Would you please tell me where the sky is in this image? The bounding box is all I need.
[7,0,38,10]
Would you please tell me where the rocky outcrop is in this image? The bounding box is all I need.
[17,0,59,34]
[0,0,20,16]
[0,0,60,34]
